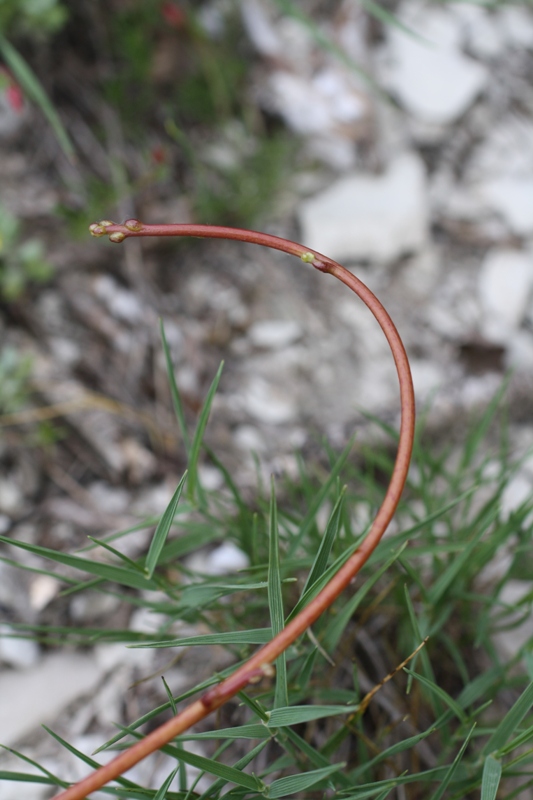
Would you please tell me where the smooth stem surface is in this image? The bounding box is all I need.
[55,220,416,800]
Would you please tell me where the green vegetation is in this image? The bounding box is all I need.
[0,204,53,300]
[1,346,532,798]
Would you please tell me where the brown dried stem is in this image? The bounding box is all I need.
[54,219,416,800]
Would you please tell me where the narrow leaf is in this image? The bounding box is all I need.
[303,488,346,594]
[160,319,190,453]
[480,755,502,800]
[162,746,262,791]
[195,740,268,800]
[145,471,187,578]
[0,536,157,591]
[268,477,287,708]
[153,767,179,800]
[161,676,177,716]
[404,670,467,723]
[178,724,269,741]
[188,362,224,504]
[483,680,533,755]
[427,724,475,800]
[268,763,344,798]
[130,628,272,649]
[0,35,75,162]
[288,437,353,556]
[323,542,408,651]
[267,704,359,727]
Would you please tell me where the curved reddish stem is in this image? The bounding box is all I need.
[55,220,415,800]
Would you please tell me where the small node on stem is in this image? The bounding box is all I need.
[109,231,126,243]
[248,663,275,684]
[89,224,106,237]
[99,220,115,227]
[300,252,316,264]
[124,218,143,232]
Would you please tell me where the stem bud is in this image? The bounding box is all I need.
[89,224,105,237]
[109,231,126,243]
[124,218,143,232]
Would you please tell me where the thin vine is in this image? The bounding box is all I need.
[53,219,416,800]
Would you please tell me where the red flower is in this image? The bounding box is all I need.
[6,83,24,113]
[161,2,186,29]
[151,144,166,164]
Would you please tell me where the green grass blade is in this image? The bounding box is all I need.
[322,542,408,652]
[483,680,533,755]
[349,727,437,781]
[0,35,75,162]
[428,520,495,605]
[0,535,157,591]
[267,704,359,727]
[0,744,66,787]
[178,724,269,741]
[268,477,287,708]
[145,471,187,578]
[302,488,345,594]
[0,772,59,786]
[195,741,269,800]
[42,727,138,791]
[187,361,224,505]
[460,377,510,471]
[86,537,145,574]
[480,755,502,800]
[267,763,344,798]
[404,669,467,723]
[154,767,179,800]
[161,676,177,716]
[159,319,190,454]
[427,724,475,800]
[285,544,354,625]
[164,745,262,791]
[130,628,272,649]
[288,437,353,556]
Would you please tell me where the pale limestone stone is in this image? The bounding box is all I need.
[298,152,428,263]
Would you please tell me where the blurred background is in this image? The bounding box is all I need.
[0,0,532,793]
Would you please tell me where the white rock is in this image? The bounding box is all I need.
[267,68,366,137]
[478,177,533,237]
[49,337,81,366]
[298,152,428,263]
[234,425,266,453]
[93,275,143,323]
[500,6,533,48]
[248,319,302,350]
[242,376,296,424]
[500,473,533,519]
[459,7,505,59]
[467,118,533,182]
[197,464,224,491]
[384,11,487,125]
[410,360,444,400]
[0,479,24,515]
[29,574,60,611]
[205,542,250,575]
[506,331,533,369]
[87,481,131,514]
[479,249,533,335]
[0,626,40,668]
[492,581,533,662]
[0,651,104,746]
[70,592,121,622]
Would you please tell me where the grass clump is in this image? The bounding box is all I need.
[0,342,532,799]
